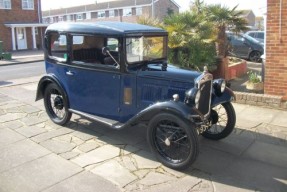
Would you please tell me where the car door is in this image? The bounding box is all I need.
[66,35,121,121]
[230,35,250,58]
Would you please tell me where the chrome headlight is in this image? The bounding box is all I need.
[213,79,226,96]
[184,88,200,106]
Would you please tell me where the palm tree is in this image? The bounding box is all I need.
[203,4,248,58]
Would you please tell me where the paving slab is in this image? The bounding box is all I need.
[200,133,254,156]
[91,159,138,187]
[16,125,47,137]
[0,128,25,149]
[191,146,237,175]
[72,145,120,167]
[31,128,75,143]
[0,113,25,123]
[222,158,287,192]
[242,141,287,169]
[0,154,83,192]
[78,142,100,153]
[40,139,76,154]
[132,150,161,169]
[2,120,24,129]
[43,171,121,192]
[20,116,47,126]
[0,139,50,173]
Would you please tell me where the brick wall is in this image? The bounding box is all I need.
[265,0,287,99]
[0,0,39,51]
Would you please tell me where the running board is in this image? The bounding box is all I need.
[68,109,124,129]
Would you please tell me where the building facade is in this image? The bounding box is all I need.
[42,0,179,24]
[0,0,48,51]
[265,0,287,99]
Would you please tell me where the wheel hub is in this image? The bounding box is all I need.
[210,109,219,124]
[164,138,171,146]
[54,96,64,110]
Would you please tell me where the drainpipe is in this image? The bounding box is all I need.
[38,0,42,23]
[279,0,283,43]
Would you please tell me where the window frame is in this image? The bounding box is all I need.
[22,0,34,10]
[0,0,11,9]
[123,8,132,17]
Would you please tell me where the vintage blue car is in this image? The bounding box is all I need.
[36,22,236,170]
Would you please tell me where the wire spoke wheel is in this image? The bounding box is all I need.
[44,84,71,125]
[154,120,191,163]
[147,113,198,170]
[202,102,236,140]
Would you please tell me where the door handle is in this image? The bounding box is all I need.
[66,71,74,76]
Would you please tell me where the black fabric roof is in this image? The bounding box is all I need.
[46,21,167,36]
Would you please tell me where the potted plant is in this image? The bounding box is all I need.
[246,71,264,91]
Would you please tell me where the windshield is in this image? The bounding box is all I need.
[126,36,167,64]
[243,34,260,44]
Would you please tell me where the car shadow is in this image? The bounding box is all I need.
[0,81,12,87]
[67,115,287,191]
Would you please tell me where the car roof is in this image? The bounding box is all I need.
[46,21,167,36]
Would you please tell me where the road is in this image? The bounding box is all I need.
[0,62,45,81]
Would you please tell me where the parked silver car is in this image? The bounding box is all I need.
[245,31,265,43]
[227,32,264,63]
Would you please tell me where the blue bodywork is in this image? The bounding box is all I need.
[36,22,235,125]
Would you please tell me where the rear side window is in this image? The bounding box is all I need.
[248,32,255,37]
[49,33,67,61]
[257,33,264,39]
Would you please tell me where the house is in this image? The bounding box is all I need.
[0,0,48,51]
[265,0,287,100]
[240,9,256,28]
[42,0,179,24]
[255,16,264,30]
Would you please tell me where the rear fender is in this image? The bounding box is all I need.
[211,87,235,107]
[35,74,68,106]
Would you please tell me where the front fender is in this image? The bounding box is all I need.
[211,87,235,107]
[35,74,68,103]
[126,101,202,126]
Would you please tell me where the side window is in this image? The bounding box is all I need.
[107,38,118,51]
[257,33,264,39]
[49,33,67,61]
[71,35,119,69]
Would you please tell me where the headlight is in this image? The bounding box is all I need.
[213,79,226,96]
[184,88,200,106]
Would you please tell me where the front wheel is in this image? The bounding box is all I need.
[249,51,262,63]
[44,83,72,125]
[202,102,236,140]
[147,113,199,170]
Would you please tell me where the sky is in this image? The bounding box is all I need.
[41,0,267,16]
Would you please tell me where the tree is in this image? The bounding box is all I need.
[202,3,248,58]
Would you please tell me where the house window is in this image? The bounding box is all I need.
[109,10,115,17]
[22,0,34,10]
[98,11,105,18]
[76,14,83,20]
[58,16,64,22]
[0,0,11,9]
[136,7,142,16]
[123,8,132,17]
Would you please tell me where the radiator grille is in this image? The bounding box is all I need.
[197,78,212,117]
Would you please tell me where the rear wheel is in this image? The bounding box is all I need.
[202,102,236,140]
[147,113,199,170]
[249,51,262,62]
[44,83,71,125]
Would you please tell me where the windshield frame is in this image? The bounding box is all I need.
[125,35,168,65]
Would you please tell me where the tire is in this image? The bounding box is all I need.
[249,51,262,63]
[44,83,72,125]
[202,102,236,140]
[147,113,199,170]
